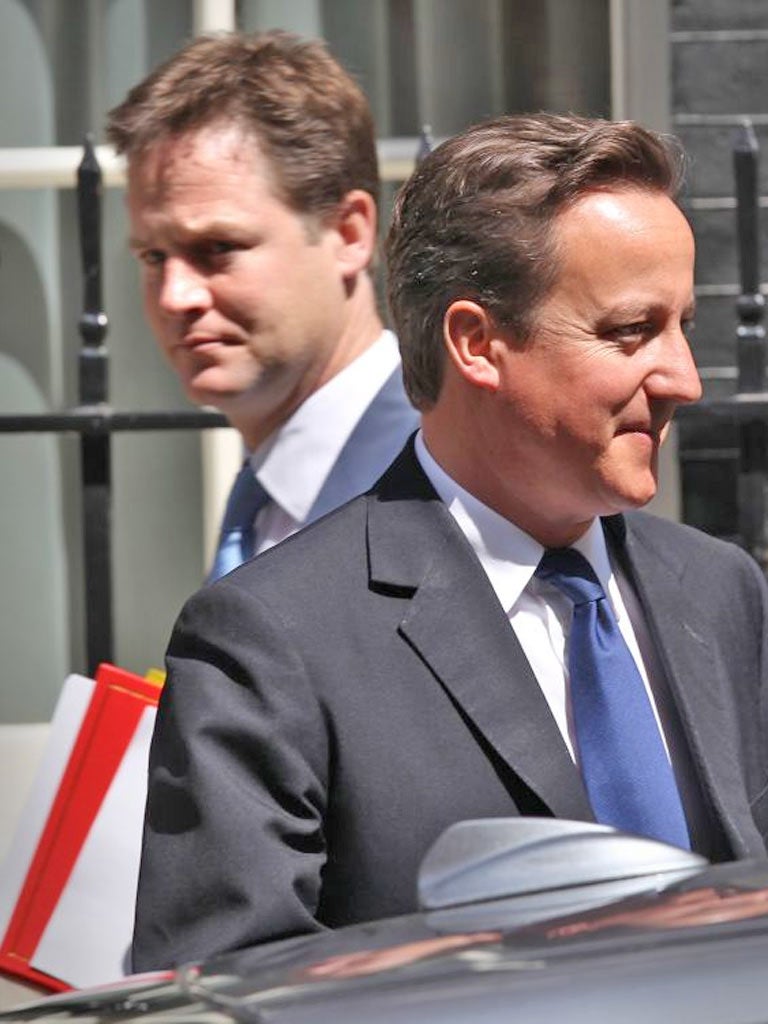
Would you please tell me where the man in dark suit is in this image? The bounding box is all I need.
[133,113,768,971]
[106,31,417,579]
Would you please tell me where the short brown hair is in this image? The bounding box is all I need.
[106,29,379,218]
[386,113,685,409]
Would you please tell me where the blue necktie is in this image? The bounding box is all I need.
[207,461,269,582]
[536,547,690,849]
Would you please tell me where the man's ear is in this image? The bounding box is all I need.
[333,189,378,275]
[443,300,501,393]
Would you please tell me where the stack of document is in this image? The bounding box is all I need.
[0,664,162,990]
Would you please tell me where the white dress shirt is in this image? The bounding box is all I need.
[247,330,401,554]
[414,430,673,764]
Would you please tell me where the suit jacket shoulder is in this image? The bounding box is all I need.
[308,364,418,521]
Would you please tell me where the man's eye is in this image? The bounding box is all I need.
[681,317,696,337]
[609,322,653,342]
[137,249,165,267]
[207,241,238,256]
[186,241,241,266]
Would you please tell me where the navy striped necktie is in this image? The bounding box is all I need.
[536,547,690,849]
[207,462,269,582]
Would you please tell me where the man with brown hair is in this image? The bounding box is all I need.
[107,31,416,579]
[133,113,768,971]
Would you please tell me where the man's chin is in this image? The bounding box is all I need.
[184,378,243,410]
[600,474,659,516]
[618,481,658,512]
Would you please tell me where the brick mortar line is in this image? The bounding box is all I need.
[671,30,768,43]
[674,115,768,126]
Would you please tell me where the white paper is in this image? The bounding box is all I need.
[32,705,155,988]
[0,675,95,940]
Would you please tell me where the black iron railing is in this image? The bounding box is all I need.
[678,119,768,571]
[0,138,226,673]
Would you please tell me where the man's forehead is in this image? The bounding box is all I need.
[529,188,694,318]
[550,189,693,267]
[127,123,273,191]
[554,187,689,236]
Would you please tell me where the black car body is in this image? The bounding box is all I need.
[3,819,768,1023]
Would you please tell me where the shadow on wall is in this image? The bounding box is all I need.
[0,223,69,723]
[0,222,53,396]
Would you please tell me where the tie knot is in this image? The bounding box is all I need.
[535,547,605,607]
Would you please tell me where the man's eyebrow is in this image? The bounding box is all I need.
[128,220,249,250]
[601,298,697,320]
[596,302,655,323]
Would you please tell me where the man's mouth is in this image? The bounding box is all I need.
[615,423,668,449]
[617,424,655,437]
[178,332,243,354]
[617,413,671,440]
[182,333,223,349]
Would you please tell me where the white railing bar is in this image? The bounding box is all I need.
[193,0,236,34]
[0,139,425,190]
[0,146,124,189]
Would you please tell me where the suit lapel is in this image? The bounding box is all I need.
[614,515,765,857]
[368,444,592,822]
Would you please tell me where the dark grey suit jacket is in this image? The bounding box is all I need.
[133,440,768,970]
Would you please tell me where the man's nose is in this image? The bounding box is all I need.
[158,257,212,316]
[648,328,703,406]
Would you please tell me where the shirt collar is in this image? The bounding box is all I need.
[414,430,612,612]
[250,331,400,524]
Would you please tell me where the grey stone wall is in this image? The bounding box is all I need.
[671,0,768,539]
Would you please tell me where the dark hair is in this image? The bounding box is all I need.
[106,29,380,217]
[386,112,685,409]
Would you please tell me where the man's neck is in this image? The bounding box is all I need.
[232,281,384,450]
[421,414,594,550]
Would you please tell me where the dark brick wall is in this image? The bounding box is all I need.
[672,0,768,31]
[670,0,768,540]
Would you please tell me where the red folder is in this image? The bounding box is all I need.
[0,663,162,991]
